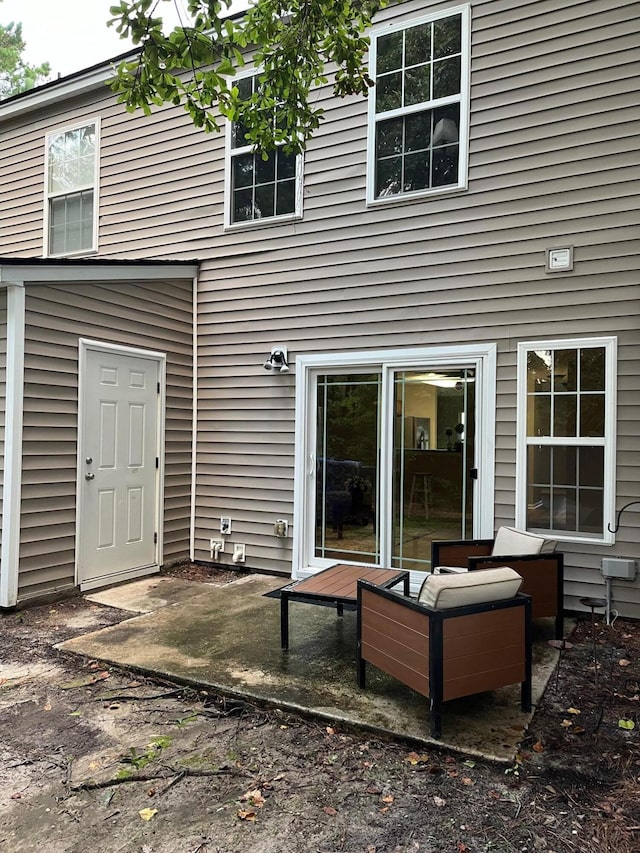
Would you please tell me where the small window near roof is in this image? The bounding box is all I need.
[367,6,470,203]
[226,75,303,227]
[45,120,99,256]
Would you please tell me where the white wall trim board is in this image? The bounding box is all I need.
[0,282,25,608]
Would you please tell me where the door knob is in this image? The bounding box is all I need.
[85,472,95,480]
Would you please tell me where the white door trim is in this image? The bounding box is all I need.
[75,339,166,590]
[293,343,497,583]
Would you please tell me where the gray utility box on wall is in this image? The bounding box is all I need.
[601,558,637,580]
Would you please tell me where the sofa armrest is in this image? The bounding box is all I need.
[357,579,532,739]
[431,538,494,571]
[469,552,564,638]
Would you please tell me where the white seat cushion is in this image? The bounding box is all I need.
[433,565,468,574]
[418,567,523,610]
[491,526,554,556]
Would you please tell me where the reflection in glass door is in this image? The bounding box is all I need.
[312,366,477,573]
[392,369,476,571]
[315,374,381,565]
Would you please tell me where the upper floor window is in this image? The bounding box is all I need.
[45,120,99,256]
[225,75,303,227]
[517,338,617,543]
[367,6,470,203]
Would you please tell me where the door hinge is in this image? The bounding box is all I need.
[470,468,478,480]
[155,457,159,469]
[157,381,160,394]
[154,532,158,545]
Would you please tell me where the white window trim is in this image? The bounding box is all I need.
[44,117,100,258]
[293,342,497,584]
[366,3,471,206]
[515,336,617,545]
[223,70,304,230]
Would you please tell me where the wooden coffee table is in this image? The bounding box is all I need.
[280,563,410,649]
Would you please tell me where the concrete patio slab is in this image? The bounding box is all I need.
[59,574,559,763]
[85,576,201,613]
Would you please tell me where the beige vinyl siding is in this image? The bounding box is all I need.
[192,0,640,617]
[0,87,222,260]
[0,293,6,572]
[17,279,193,601]
[0,0,637,612]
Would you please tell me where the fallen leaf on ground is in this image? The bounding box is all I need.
[43,703,52,711]
[434,796,446,807]
[533,741,545,753]
[138,808,157,821]
[381,795,394,804]
[560,719,573,727]
[618,659,631,667]
[566,707,581,715]
[323,806,338,816]
[405,751,429,765]
[326,726,335,735]
[619,719,635,730]
[461,776,473,786]
[240,789,265,807]
[237,809,257,821]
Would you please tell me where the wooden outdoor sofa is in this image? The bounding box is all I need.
[357,568,532,739]
[432,526,564,639]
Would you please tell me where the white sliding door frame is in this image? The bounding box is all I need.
[293,343,497,584]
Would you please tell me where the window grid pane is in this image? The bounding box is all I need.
[231,148,296,222]
[229,76,299,223]
[375,104,459,196]
[48,124,96,194]
[525,345,608,539]
[47,123,96,255]
[48,189,94,255]
[526,346,606,439]
[373,12,463,200]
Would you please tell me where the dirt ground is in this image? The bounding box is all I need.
[0,565,638,853]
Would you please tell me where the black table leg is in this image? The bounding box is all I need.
[280,593,289,649]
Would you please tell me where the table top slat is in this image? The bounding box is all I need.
[285,564,408,602]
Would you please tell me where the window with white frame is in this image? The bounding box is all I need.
[518,338,616,542]
[368,6,470,203]
[45,120,98,256]
[226,75,302,226]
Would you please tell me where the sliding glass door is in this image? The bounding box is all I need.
[391,368,475,571]
[307,355,484,577]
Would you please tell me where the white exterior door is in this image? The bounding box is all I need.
[77,343,163,589]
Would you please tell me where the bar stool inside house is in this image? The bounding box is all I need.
[408,473,433,518]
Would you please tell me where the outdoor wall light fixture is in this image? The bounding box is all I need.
[263,345,289,373]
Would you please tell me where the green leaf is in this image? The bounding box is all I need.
[108,0,382,151]
[619,719,636,730]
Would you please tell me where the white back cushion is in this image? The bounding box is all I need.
[492,526,550,556]
[418,567,523,610]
